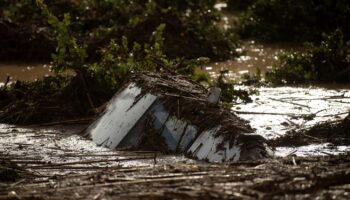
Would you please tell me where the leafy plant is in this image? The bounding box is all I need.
[1,0,240,61]
[266,29,350,84]
[235,0,350,42]
[36,0,87,73]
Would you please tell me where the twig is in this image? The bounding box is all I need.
[164,93,207,102]
[50,175,205,192]
[285,95,350,101]
[292,156,297,166]
[2,76,10,90]
[28,156,154,168]
[27,117,94,127]
[177,99,180,118]
[285,149,298,157]
[319,111,349,118]
[268,98,310,109]
[321,151,333,156]
[232,110,307,116]
[78,71,98,114]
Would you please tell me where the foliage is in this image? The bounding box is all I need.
[225,0,257,11]
[235,0,350,42]
[215,70,252,104]
[266,30,350,84]
[241,68,262,85]
[0,0,244,124]
[36,0,87,73]
[1,0,239,61]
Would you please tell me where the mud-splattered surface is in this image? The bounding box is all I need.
[1,78,350,199]
[1,84,350,199]
[1,125,350,199]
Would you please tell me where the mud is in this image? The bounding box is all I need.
[0,74,110,125]
[270,114,350,147]
[1,124,350,199]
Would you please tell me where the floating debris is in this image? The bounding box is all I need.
[85,72,273,162]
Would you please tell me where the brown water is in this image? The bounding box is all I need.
[0,62,53,83]
[0,41,294,85]
[0,2,349,161]
[202,40,297,81]
[209,2,299,81]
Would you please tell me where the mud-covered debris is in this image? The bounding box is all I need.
[270,112,350,147]
[85,72,273,163]
[0,160,23,182]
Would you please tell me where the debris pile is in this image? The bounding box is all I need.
[0,159,24,183]
[271,112,350,147]
[85,72,273,162]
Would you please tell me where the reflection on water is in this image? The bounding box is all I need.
[234,86,350,139]
[0,62,53,83]
[275,144,350,157]
[202,40,297,81]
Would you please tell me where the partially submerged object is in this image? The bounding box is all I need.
[85,72,273,162]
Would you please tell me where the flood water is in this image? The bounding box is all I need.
[203,40,297,81]
[0,62,53,83]
[1,2,349,163]
[1,39,349,161]
[0,124,200,176]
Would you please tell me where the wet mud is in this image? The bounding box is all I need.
[271,114,350,147]
[1,80,350,200]
[1,124,350,199]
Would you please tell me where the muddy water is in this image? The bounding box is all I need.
[234,86,350,139]
[0,124,200,177]
[0,62,54,83]
[1,41,349,161]
[0,3,349,163]
[203,40,298,81]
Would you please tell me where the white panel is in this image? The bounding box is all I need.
[87,83,157,149]
[177,125,197,151]
[161,116,187,151]
[187,127,220,160]
[188,126,241,163]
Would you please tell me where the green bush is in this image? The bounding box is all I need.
[236,0,350,42]
[1,0,239,61]
[226,0,257,11]
[266,30,350,84]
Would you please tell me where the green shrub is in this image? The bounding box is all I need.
[1,0,239,61]
[236,0,350,42]
[266,30,350,84]
[226,0,257,11]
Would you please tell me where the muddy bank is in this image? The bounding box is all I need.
[1,120,350,199]
[1,150,350,199]
[0,74,111,125]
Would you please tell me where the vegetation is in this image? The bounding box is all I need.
[225,0,257,11]
[1,0,350,123]
[266,30,350,84]
[235,0,350,43]
[0,0,241,124]
[226,0,350,84]
[0,0,239,61]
